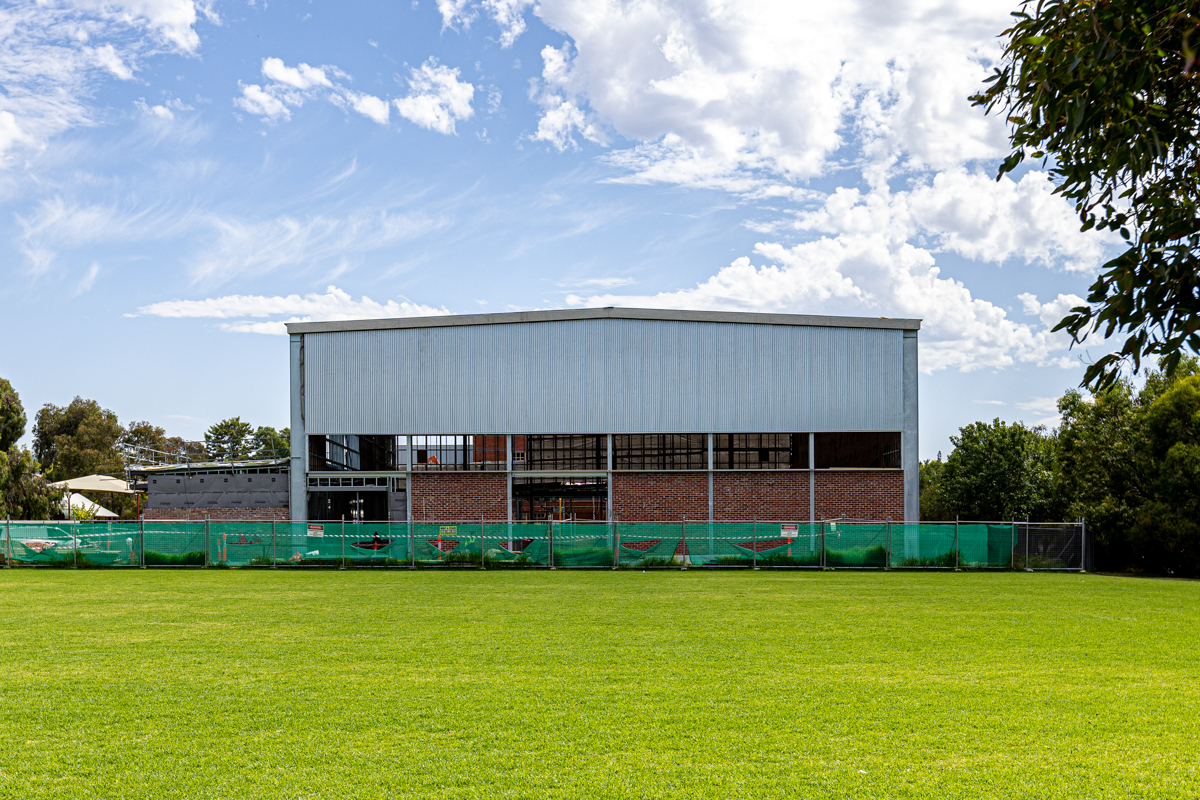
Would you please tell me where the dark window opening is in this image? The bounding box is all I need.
[307,490,389,521]
[613,434,705,470]
[511,476,607,520]
[715,433,806,469]
[409,435,504,471]
[814,432,901,469]
[308,434,396,471]
[515,435,605,471]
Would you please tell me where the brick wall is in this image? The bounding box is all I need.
[410,473,508,521]
[612,472,707,521]
[814,471,903,521]
[714,472,810,520]
[142,507,290,521]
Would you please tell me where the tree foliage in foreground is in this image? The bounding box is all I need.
[0,378,62,520]
[973,1,1200,388]
[923,358,1200,575]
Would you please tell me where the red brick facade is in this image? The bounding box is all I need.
[714,472,810,520]
[612,472,708,521]
[410,472,508,521]
[814,470,903,521]
[142,507,290,521]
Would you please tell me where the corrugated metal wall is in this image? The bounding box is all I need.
[303,318,903,434]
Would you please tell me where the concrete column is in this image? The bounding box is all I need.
[902,329,920,522]
[288,334,306,522]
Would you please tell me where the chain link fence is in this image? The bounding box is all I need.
[0,519,1086,571]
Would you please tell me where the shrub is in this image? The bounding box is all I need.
[144,550,205,566]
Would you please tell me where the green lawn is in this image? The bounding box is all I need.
[0,570,1196,799]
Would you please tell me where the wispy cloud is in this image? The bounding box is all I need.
[133,285,450,335]
[393,58,475,134]
[235,57,391,126]
[556,276,635,289]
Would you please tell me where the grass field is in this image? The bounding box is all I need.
[0,570,1197,799]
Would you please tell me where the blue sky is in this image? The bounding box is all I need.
[0,0,1120,458]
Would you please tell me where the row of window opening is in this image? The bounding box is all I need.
[309,432,900,472]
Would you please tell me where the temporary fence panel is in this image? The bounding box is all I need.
[1013,523,1084,570]
[5,521,144,567]
[0,519,1084,570]
[142,522,207,566]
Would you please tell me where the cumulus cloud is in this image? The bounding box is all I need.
[0,0,215,164]
[235,57,390,126]
[393,58,475,135]
[135,285,450,334]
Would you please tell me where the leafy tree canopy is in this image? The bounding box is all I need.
[973,1,1200,388]
[250,426,290,459]
[939,419,1061,521]
[32,398,123,482]
[205,417,254,461]
[0,447,62,521]
[0,377,26,452]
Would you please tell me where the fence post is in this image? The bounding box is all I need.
[681,516,686,570]
[549,519,555,570]
[612,516,619,570]
[1025,518,1030,571]
[885,517,891,570]
[955,516,959,571]
[1010,519,1016,570]
[341,516,346,570]
[272,518,277,568]
[4,517,10,568]
[752,517,757,570]
[1080,517,1087,573]
[821,521,826,569]
[204,517,210,567]
[410,518,415,568]
[480,514,486,570]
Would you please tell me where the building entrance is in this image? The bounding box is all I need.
[511,477,607,520]
[307,490,388,522]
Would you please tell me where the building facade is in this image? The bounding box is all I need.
[286,308,920,523]
[131,459,290,520]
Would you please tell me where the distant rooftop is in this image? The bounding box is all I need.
[128,458,289,475]
[286,307,922,335]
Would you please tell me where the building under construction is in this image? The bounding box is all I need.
[285,308,920,523]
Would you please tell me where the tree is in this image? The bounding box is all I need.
[0,447,63,520]
[972,2,1200,388]
[0,377,25,451]
[33,398,124,481]
[0,379,62,520]
[1056,356,1200,575]
[919,454,952,520]
[205,417,254,461]
[250,426,290,459]
[939,419,1061,521]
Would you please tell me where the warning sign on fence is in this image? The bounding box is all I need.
[440,526,457,536]
[307,525,324,537]
[781,524,799,538]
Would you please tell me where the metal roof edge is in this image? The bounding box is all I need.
[286,307,922,334]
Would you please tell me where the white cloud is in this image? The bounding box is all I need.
[525,0,1011,188]
[0,0,213,164]
[566,234,1081,374]
[393,58,475,135]
[234,82,291,120]
[135,285,450,335]
[438,0,533,47]
[332,90,391,125]
[235,57,392,126]
[558,276,635,289]
[261,57,330,90]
